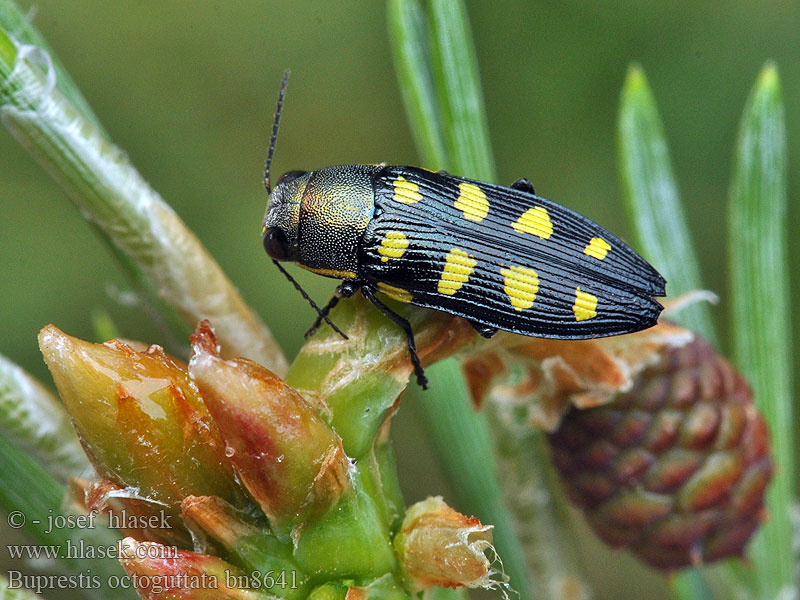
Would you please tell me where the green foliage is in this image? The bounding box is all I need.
[0,0,796,599]
[388,1,530,596]
[618,62,795,600]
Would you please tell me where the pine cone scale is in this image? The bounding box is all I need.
[643,448,704,493]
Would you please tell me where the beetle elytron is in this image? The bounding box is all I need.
[261,73,666,389]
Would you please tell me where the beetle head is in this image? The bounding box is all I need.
[262,170,310,261]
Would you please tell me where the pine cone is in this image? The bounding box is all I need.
[547,336,771,569]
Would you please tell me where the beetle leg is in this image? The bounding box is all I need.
[304,281,359,339]
[273,258,349,340]
[511,177,535,194]
[361,285,429,390]
[467,319,499,338]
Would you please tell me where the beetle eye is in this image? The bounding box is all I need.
[276,170,307,186]
[263,227,290,260]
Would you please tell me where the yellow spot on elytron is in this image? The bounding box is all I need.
[573,287,598,321]
[437,248,477,296]
[501,265,539,311]
[512,206,553,239]
[584,237,612,260]
[378,231,409,262]
[392,176,423,204]
[377,282,413,303]
[454,182,489,222]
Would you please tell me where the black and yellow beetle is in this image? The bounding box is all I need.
[261,73,666,389]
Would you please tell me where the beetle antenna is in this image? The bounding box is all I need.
[264,69,290,194]
[271,260,349,340]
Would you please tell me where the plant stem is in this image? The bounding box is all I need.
[0,435,135,599]
[409,360,532,597]
[488,403,594,600]
[387,0,448,171]
[0,354,91,480]
[0,18,286,373]
[0,0,103,131]
[427,0,496,182]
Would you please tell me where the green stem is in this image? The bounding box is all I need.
[409,360,532,597]
[427,0,496,182]
[488,411,593,600]
[0,0,104,131]
[0,19,286,373]
[0,354,91,480]
[0,435,135,599]
[387,0,448,170]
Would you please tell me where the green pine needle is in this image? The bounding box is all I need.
[618,64,717,345]
[728,62,795,600]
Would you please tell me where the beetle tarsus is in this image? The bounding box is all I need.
[468,319,498,338]
[511,177,535,194]
[361,285,429,390]
[304,281,360,339]
[304,295,341,338]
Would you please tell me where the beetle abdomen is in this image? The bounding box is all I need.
[361,166,665,339]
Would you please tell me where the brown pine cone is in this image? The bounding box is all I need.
[547,336,772,570]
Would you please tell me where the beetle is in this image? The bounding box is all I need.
[261,73,666,389]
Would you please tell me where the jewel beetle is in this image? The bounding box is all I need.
[261,72,666,389]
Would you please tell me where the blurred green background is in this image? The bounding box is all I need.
[1,2,797,598]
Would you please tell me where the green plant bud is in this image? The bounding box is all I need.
[118,537,273,599]
[292,485,396,578]
[287,294,476,458]
[394,497,494,591]
[188,321,352,539]
[181,495,310,599]
[38,325,248,514]
[307,583,348,600]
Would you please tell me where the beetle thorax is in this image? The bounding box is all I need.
[295,165,377,279]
